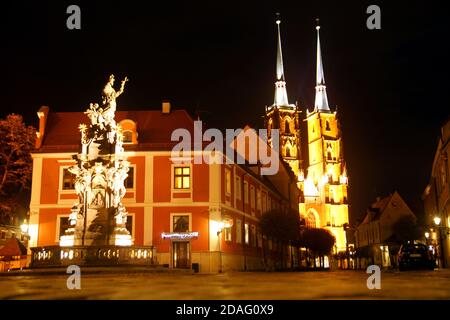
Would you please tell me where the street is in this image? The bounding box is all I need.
[1,269,449,299]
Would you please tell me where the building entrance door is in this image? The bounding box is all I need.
[173,241,190,268]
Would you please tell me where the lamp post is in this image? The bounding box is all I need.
[217,218,233,273]
[20,219,30,249]
[217,222,224,273]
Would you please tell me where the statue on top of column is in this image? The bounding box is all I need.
[102,75,128,127]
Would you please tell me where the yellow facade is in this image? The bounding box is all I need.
[264,105,301,178]
[300,110,349,252]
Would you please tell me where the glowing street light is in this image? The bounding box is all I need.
[434,216,441,226]
[425,232,430,239]
[20,219,29,234]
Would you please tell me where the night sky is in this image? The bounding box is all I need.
[1,1,448,224]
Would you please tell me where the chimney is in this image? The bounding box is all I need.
[36,106,49,149]
[162,101,171,114]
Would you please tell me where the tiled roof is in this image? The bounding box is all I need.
[36,109,196,153]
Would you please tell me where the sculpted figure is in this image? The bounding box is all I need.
[102,75,128,127]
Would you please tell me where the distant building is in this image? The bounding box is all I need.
[423,117,450,268]
[354,191,416,268]
[28,103,299,272]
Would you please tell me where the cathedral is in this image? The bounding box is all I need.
[264,19,349,253]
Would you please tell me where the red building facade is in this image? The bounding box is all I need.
[29,104,299,272]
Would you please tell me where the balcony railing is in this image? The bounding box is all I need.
[30,245,157,268]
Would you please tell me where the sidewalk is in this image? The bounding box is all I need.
[0,265,194,277]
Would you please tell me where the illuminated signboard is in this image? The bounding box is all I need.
[161,232,199,240]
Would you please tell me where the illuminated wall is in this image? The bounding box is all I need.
[300,110,349,253]
[264,106,301,178]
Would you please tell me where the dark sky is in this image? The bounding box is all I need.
[1,1,449,224]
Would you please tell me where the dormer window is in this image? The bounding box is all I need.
[119,119,138,144]
[122,130,133,144]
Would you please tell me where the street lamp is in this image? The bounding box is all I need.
[434,217,441,226]
[216,218,233,273]
[20,219,29,234]
[425,232,430,239]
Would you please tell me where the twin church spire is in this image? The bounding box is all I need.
[272,18,294,108]
[314,24,330,112]
[272,17,331,112]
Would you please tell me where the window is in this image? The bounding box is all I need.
[174,167,191,189]
[126,215,133,236]
[250,185,255,210]
[441,161,447,189]
[327,143,333,161]
[122,130,133,143]
[11,232,16,239]
[285,119,290,134]
[62,168,75,190]
[257,229,262,248]
[251,225,257,247]
[286,147,291,158]
[257,189,261,211]
[325,120,331,131]
[262,192,267,213]
[173,215,189,232]
[244,181,249,204]
[58,216,70,240]
[236,219,242,244]
[1,231,6,239]
[225,168,231,195]
[224,224,232,242]
[124,166,135,189]
[235,176,241,200]
[306,211,317,228]
[244,223,249,245]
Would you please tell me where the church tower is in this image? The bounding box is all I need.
[264,17,302,178]
[300,23,349,253]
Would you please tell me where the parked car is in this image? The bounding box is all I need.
[398,243,435,271]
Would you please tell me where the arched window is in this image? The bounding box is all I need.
[285,146,291,158]
[306,210,317,228]
[119,119,138,144]
[285,119,290,134]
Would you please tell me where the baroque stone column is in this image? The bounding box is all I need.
[60,75,133,247]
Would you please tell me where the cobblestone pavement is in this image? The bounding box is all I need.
[1,269,449,300]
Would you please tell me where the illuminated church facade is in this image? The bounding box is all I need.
[264,20,349,252]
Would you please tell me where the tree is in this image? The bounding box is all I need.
[259,209,300,269]
[301,228,336,268]
[0,114,35,224]
[392,215,422,243]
